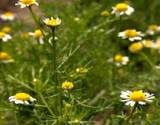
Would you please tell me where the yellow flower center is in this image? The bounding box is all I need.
[100,10,110,16]
[2,26,11,33]
[62,81,74,90]
[20,0,35,4]
[142,40,153,48]
[149,25,158,31]
[114,54,123,62]
[3,12,14,17]
[129,42,143,53]
[44,17,61,27]
[0,32,6,38]
[34,29,43,38]
[129,90,146,101]
[115,3,128,11]
[125,29,138,37]
[15,93,31,101]
[0,52,10,60]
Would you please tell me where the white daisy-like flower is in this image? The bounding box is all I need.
[114,54,129,66]
[0,32,12,42]
[118,29,144,42]
[29,29,44,44]
[141,39,154,48]
[112,3,134,16]
[120,90,155,107]
[146,25,160,35]
[9,92,36,105]
[108,54,129,66]
[0,12,15,21]
[0,52,14,63]
[15,0,39,8]
[110,54,129,66]
[43,17,61,27]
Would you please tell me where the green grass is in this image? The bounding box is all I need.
[1,0,160,124]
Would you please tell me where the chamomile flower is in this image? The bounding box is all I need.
[114,54,129,66]
[128,42,143,53]
[9,92,36,105]
[0,52,14,63]
[62,81,74,90]
[112,3,134,16]
[0,32,12,42]
[120,90,155,107]
[152,37,160,49]
[29,29,44,44]
[118,29,144,42]
[142,39,154,48]
[43,17,61,27]
[15,0,39,8]
[0,12,15,21]
[100,10,110,16]
[146,25,160,35]
[1,26,12,33]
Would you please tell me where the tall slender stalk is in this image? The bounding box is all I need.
[141,52,154,68]
[51,28,58,83]
[51,28,62,122]
[125,103,137,123]
[28,6,45,36]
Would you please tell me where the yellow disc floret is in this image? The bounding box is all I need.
[43,17,61,27]
[34,29,43,38]
[129,42,143,53]
[15,93,31,101]
[125,29,138,37]
[0,52,10,60]
[115,3,128,11]
[62,81,74,90]
[0,32,6,38]
[129,90,146,102]
[20,0,36,4]
[149,25,158,31]
[3,12,14,17]
[2,26,11,33]
[114,54,123,62]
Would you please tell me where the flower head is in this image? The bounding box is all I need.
[128,42,143,53]
[9,92,36,105]
[146,25,160,35]
[0,12,15,21]
[1,26,12,33]
[29,29,44,44]
[142,39,154,48]
[120,90,155,107]
[62,81,74,90]
[100,10,110,16]
[118,29,144,42]
[112,3,134,16]
[0,32,12,42]
[43,17,61,27]
[113,54,129,66]
[15,0,39,8]
[0,52,14,63]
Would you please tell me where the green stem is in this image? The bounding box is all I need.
[140,52,154,68]
[51,28,58,82]
[39,93,55,117]
[126,103,137,123]
[28,6,45,36]
[15,111,19,125]
[51,28,62,119]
